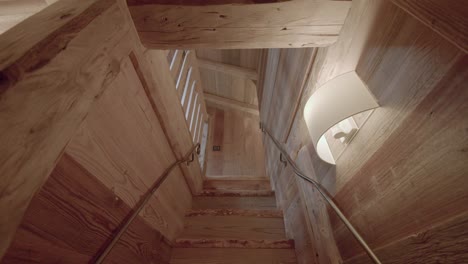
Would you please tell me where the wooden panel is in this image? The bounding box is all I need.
[129,1,351,49]
[0,0,134,257]
[143,49,204,193]
[203,179,272,192]
[345,211,468,264]
[259,0,468,263]
[205,107,267,179]
[197,49,261,106]
[66,56,192,241]
[171,248,297,264]
[204,93,259,116]
[2,154,171,264]
[192,196,277,210]
[180,216,287,240]
[174,239,293,249]
[391,0,468,53]
[128,0,286,5]
[263,48,315,141]
[197,58,258,80]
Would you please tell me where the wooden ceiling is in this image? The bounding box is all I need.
[196,49,261,110]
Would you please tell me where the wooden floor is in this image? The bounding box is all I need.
[171,179,297,263]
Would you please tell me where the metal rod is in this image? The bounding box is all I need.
[260,123,381,264]
[94,143,201,264]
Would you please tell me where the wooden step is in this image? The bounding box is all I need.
[174,238,294,249]
[180,215,287,240]
[187,209,283,218]
[192,195,278,210]
[171,248,297,264]
[199,189,275,197]
[203,179,272,192]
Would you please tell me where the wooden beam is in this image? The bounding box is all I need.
[0,0,47,16]
[128,1,352,49]
[204,93,259,116]
[197,58,258,80]
[127,0,284,4]
[391,0,468,53]
[0,0,135,257]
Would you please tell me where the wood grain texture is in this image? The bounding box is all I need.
[2,154,171,264]
[187,209,282,218]
[197,49,260,106]
[203,179,271,192]
[129,0,351,49]
[171,248,297,264]
[259,0,468,263]
[142,49,205,194]
[174,239,294,249]
[345,211,468,264]
[199,190,275,197]
[0,0,133,257]
[127,0,285,5]
[66,56,192,241]
[205,107,267,179]
[391,0,468,53]
[192,196,277,210]
[180,215,287,240]
[204,93,259,116]
[197,58,258,80]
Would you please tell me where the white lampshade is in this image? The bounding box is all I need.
[304,71,379,165]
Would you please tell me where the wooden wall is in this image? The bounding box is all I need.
[205,106,267,180]
[259,0,468,263]
[0,0,203,260]
[197,49,260,106]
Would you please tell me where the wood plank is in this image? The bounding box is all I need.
[204,106,268,180]
[0,0,134,257]
[128,0,285,5]
[2,154,171,264]
[174,239,294,249]
[129,1,351,49]
[180,216,287,240]
[200,189,275,197]
[66,56,192,241]
[171,248,297,264]
[203,180,271,192]
[205,92,259,116]
[391,0,468,53]
[345,211,468,264]
[197,58,258,80]
[0,0,47,16]
[143,49,204,194]
[259,0,468,263]
[192,196,277,210]
[196,49,260,106]
[187,209,282,218]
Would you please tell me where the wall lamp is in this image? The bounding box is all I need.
[304,71,379,165]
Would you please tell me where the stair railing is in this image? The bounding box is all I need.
[94,143,201,263]
[259,123,382,264]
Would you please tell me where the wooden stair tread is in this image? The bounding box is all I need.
[170,248,297,264]
[199,189,275,197]
[203,179,272,192]
[174,238,294,249]
[192,196,278,210]
[187,209,283,217]
[180,215,287,240]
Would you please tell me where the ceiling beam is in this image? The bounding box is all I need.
[197,58,258,80]
[128,1,352,49]
[204,93,259,116]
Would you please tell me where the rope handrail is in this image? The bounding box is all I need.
[259,123,381,264]
[94,143,201,263]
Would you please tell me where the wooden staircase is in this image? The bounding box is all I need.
[170,179,297,264]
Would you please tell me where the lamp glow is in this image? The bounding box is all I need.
[304,71,379,165]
